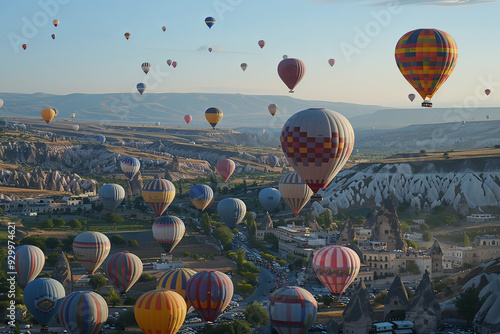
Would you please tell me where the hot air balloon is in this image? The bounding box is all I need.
[72,125,79,132]
[328,58,335,67]
[155,122,161,126]
[283,55,288,59]
[53,19,59,27]
[162,26,167,32]
[205,17,215,29]
[137,83,146,95]
[277,58,306,93]
[157,268,197,309]
[217,198,246,229]
[72,232,111,274]
[166,59,172,66]
[97,135,106,144]
[51,34,56,39]
[268,104,278,116]
[205,107,223,129]
[312,245,360,296]
[184,115,192,124]
[15,245,45,288]
[142,179,176,216]
[124,32,130,40]
[408,93,416,102]
[208,47,213,52]
[59,291,108,334]
[41,108,56,123]
[205,196,215,212]
[267,155,279,168]
[186,270,233,323]
[395,29,458,107]
[281,108,354,198]
[258,40,265,49]
[120,156,140,179]
[104,251,143,293]
[0,99,3,108]
[152,216,185,254]
[189,185,214,211]
[279,172,313,215]
[259,188,281,212]
[22,44,27,50]
[487,115,490,120]
[24,278,65,331]
[241,63,248,71]
[70,113,76,119]
[485,89,491,96]
[98,184,125,212]
[141,62,152,74]
[268,286,317,334]
[172,61,178,68]
[217,158,235,181]
[135,290,186,334]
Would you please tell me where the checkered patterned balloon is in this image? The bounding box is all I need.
[280,108,354,193]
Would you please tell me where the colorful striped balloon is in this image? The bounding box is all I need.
[186,270,234,323]
[24,278,65,328]
[205,107,223,129]
[216,159,235,182]
[72,232,111,274]
[268,286,317,334]
[142,179,176,217]
[279,172,313,215]
[104,251,143,293]
[134,290,187,334]
[189,185,214,211]
[156,268,197,308]
[120,156,140,179]
[152,216,185,254]
[15,245,45,288]
[59,291,108,334]
[312,245,360,296]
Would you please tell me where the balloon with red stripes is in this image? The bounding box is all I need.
[104,251,143,293]
[312,245,360,296]
[59,291,108,334]
[216,158,235,182]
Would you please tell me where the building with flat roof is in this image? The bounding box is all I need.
[467,213,496,223]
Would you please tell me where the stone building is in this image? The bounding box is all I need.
[405,271,441,334]
[364,199,407,252]
[383,276,409,319]
[428,240,444,273]
[343,281,374,334]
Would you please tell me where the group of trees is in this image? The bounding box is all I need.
[204,302,269,334]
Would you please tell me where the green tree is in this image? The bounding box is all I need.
[422,230,432,242]
[124,296,137,305]
[205,323,234,334]
[88,274,107,291]
[237,281,253,297]
[53,218,66,227]
[42,219,54,229]
[183,251,191,257]
[464,232,471,247]
[232,320,252,334]
[127,239,139,248]
[107,289,121,307]
[201,212,212,236]
[61,235,75,251]
[110,234,126,245]
[401,221,410,232]
[246,214,257,240]
[420,223,430,232]
[20,236,46,249]
[139,274,157,282]
[116,309,138,328]
[47,252,60,266]
[213,225,234,249]
[107,213,125,224]
[455,284,489,325]
[264,233,279,250]
[46,237,60,249]
[405,239,418,249]
[68,218,82,229]
[244,301,269,328]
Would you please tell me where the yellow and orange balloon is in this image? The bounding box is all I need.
[135,290,186,334]
[41,108,56,123]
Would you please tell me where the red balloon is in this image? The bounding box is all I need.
[172,61,178,68]
[22,44,27,50]
[328,59,335,67]
[485,89,491,96]
[184,115,192,124]
[258,40,265,49]
[277,58,305,93]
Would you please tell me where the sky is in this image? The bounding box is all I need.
[1,0,500,108]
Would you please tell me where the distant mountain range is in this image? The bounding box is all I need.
[0,92,385,129]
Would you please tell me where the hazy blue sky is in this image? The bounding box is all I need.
[1,0,500,108]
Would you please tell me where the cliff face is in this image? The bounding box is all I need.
[312,158,500,215]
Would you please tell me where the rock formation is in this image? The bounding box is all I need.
[405,270,441,334]
[343,281,374,334]
[337,218,355,245]
[262,212,273,230]
[326,319,339,334]
[428,240,444,273]
[384,276,409,319]
[128,171,143,197]
[51,252,73,294]
[364,199,407,252]
[474,291,500,333]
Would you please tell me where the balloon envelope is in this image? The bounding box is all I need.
[97,135,106,144]
[328,58,335,67]
[137,83,146,95]
[105,251,143,293]
[22,44,27,50]
[186,270,233,322]
[98,184,125,212]
[184,115,192,124]
[217,198,246,229]
[51,34,56,39]
[124,32,130,40]
[205,107,223,129]
[259,188,281,212]
[395,29,458,102]
[172,61,178,68]
[268,104,278,116]
[312,245,361,296]
[268,286,317,334]
[72,232,111,274]
[70,113,76,119]
[167,59,172,66]
[189,185,214,211]
[277,58,306,93]
[59,291,108,334]
[279,172,313,215]
[281,108,354,194]
[41,108,56,123]
[258,40,265,49]
[0,99,3,108]
[72,125,79,132]
[485,89,491,96]
[142,179,176,216]
[162,26,167,32]
[24,278,65,327]
[241,63,248,71]
[15,245,45,288]
[135,290,186,334]
[205,17,215,29]
[408,93,416,102]
[152,216,186,254]
[53,19,59,27]
[141,62,151,74]
[120,156,141,179]
[157,268,197,309]
[217,158,235,181]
